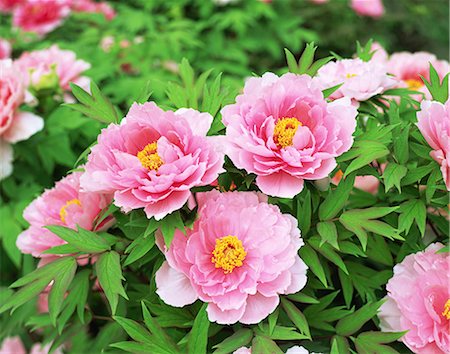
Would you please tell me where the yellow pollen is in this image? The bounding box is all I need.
[405,79,424,91]
[59,199,81,224]
[273,117,302,149]
[137,142,164,171]
[442,299,450,320]
[346,73,357,78]
[211,235,247,274]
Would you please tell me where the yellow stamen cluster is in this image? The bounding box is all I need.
[59,199,81,223]
[442,299,450,320]
[346,73,357,78]
[405,79,424,91]
[211,235,247,274]
[273,117,302,149]
[137,142,164,171]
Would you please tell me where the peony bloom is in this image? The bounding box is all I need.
[155,191,308,324]
[12,0,71,36]
[316,58,397,103]
[387,52,450,100]
[416,99,450,190]
[378,243,450,353]
[351,0,384,18]
[0,38,11,59]
[71,0,116,21]
[0,59,43,180]
[80,102,224,220]
[0,0,23,12]
[368,41,389,64]
[16,172,114,258]
[14,45,91,99]
[234,346,321,354]
[0,337,26,354]
[222,72,357,198]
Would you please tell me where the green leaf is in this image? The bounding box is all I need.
[284,48,299,73]
[342,140,389,178]
[398,199,427,236]
[338,269,354,308]
[299,245,327,286]
[110,341,157,353]
[421,64,449,103]
[45,225,111,253]
[251,336,283,354]
[336,300,384,336]
[212,329,253,354]
[160,211,185,248]
[188,303,209,354]
[281,298,311,339]
[309,236,348,274]
[382,163,407,192]
[355,331,406,354]
[322,83,343,98]
[66,81,118,124]
[317,221,339,249]
[124,235,155,266]
[114,316,153,344]
[96,251,128,314]
[319,173,355,220]
[298,42,317,74]
[297,190,312,235]
[48,257,77,326]
[339,207,401,250]
[331,335,350,354]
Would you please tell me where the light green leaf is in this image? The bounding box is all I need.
[187,303,209,354]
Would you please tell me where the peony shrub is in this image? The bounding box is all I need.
[0,1,449,351]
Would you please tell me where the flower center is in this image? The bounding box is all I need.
[59,199,81,224]
[273,117,302,149]
[137,142,164,171]
[211,235,247,274]
[442,299,450,320]
[346,73,357,78]
[405,79,424,91]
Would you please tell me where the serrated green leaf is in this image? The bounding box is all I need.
[398,199,427,236]
[96,251,128,315]
[319,173,355,221]
[382,163,407,192]
[46,225,111,253]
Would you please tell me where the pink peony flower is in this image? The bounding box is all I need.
[71,0,116,21]
[0,337,26,354]
[0,38,11,59]
[12,0,71,36]
[0,59,43,180]
[16,171,114,258]
[234,346,321,354]
[155,190,308,324]
[351,0,384,18]
[80,102,224,220]
[316,58,397,103]
[222,72,357,198]
[387,52,450,100]
[378,243,450,353]
[14,45,91,98]
[0,0,23,12]
[368,41,389,64]
[417,99,450,190]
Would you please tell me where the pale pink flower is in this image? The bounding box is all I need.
[0,59,43,179]
[234,345,321,354]
[0,38,11,59]
[368,41,388,64]
[416,99,450,190]
[0,0,23,12]
[14,45,91,97]
[316,58,397,103]
[12,0,71,36]
[155,190,308,324]
[16,172,114,258]
[0,337,25,354]
[387,52,450,100]
[100,35,115,52]
[71,0,116,21]
[351,0,384,18]
[378,243,450,353]
[222,72,357,198]
[80,102,224,220]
